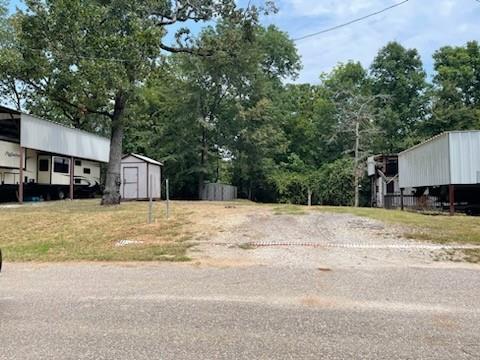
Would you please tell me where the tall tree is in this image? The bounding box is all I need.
[423,41,480,136]
[11,0,268,204]
[370,42,428,152]
[322,62,386,207]
[125,22,300,199]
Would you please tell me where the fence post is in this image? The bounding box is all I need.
[166,178,170,219]
[400,188,404,211]
[148,174,153,224]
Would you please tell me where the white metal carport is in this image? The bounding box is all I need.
[399,131,480,214]
[0,106,110,203]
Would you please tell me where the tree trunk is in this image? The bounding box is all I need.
[101,94,126,205]
[354,119,360,207]
[307,187,312,207]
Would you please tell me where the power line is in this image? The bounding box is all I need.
[293,0,410,42]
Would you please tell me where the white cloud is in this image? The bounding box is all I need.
[264,0,480,83]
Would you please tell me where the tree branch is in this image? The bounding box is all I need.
[160,43,213,56]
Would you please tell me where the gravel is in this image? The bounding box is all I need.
[194,212,456,269]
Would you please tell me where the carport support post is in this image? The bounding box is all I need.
[400,188,404,211]
[449,184,455,216]
[69,157,74,200]
[18,146,24,204]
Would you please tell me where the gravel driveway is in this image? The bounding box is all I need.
[194,211,469,268]
[1,208,479,359]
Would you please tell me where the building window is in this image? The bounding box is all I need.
[75,160,82,166]
[75,178,82,184]
[39,159,49,172]
[53,157,69,174]
[83,168,91,174]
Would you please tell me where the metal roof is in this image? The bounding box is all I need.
[123,153,163,166]
[0,105,111,162]
[399,130,480,188]
[399,130,480,155]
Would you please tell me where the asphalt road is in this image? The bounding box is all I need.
[1,262,480,360]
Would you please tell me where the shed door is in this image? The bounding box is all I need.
[123,167,139,199]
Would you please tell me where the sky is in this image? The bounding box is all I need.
[8,0,480,84]
[265,0,480,83]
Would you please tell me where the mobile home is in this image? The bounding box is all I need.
[0,106,110,202]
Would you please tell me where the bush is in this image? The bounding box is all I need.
[317,158,354,206]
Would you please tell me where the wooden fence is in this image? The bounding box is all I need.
[200,183,238,201]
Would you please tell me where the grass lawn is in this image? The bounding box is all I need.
[0,200,192,262]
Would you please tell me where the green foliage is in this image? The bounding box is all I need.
[422,41,480,136]
[370,42,429,152]
[317,158,354,206]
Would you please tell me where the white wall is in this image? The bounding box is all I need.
[449,131,480,184]
[21,114,110,162]
[0,141,37,184]
[147,163,161,199]
[399,133,451,188]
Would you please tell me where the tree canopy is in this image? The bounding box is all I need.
[0,1,478,206]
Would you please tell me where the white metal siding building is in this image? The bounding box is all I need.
[121,154,163,200]
[399,131,480,188]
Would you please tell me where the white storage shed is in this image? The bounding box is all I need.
[121,154,163,200]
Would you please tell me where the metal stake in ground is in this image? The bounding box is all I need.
[148,174,153,224]
[166,178,170,219]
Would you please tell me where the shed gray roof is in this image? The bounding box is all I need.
[123,153,163,166]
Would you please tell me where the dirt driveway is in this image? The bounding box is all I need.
[188,203,475,269]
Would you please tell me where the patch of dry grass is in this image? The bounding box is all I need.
[0,200,192,262]
[272,204,307,215]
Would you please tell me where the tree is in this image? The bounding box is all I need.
[268,154,320,205]
[321,62,386,207]
[422,41,480,136]
[12,0,269,204]
[124,22,300,199]
[370,42,428,152]
[0,1,27,110]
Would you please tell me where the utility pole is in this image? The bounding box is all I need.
[354,119,360,208]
